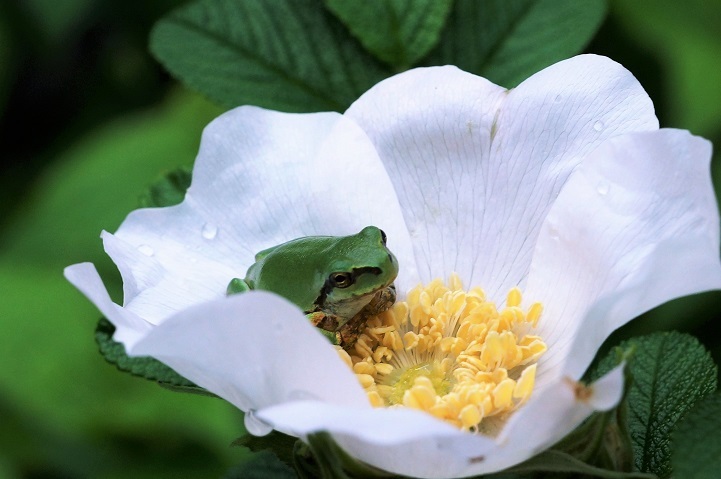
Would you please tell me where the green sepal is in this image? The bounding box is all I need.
[303,432,395,479]
[232,431,299,470]
[138,166,192,208]
[500,450,656,479]
[671,391,721,479]
[222,450,296,479]
[95,318,214,396]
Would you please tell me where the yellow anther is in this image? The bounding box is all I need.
[460,404,482,429]
[342,275,547,433]
[507,287,522,307]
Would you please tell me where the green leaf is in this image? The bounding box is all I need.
[95,318,214,396]
[150,0,390,112]
[593,332,717,478]
[139,167,192,208]
[424,0,607,87]
[671,391,721,479]
[232,431,298,470]
[0,91,222,274]
[223,451,296,479]
[324,0,453,68]
[502,450,655,478]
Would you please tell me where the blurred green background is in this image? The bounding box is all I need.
[0,0,719,477]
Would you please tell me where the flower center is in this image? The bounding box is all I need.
[336,274,547,433]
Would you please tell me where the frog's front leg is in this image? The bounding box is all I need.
[363,284,397,316]
[226,277,250,295]
[307,312,342,345]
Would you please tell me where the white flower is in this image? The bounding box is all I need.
[65,55,721,478]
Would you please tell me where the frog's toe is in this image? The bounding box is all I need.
[226,278,250,296]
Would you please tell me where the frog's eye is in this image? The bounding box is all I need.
[380,229,387,245]
[329,272,354,288]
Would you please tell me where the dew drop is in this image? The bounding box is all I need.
[554,94,563,103]
[596,181,610,195]
[244,410,273,436]
[201,222,218,240]
[137,244,154,256]
[547,225,560,241]
[593,121,604,132]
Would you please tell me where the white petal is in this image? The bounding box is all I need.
[63,262,151,348]
[257,400,495,479]
[346,56,658,301]
[258,366,626,478]
[495,366,626,472]
[107,107,412,322]
[526,129,721,385]
[130,291,370,417]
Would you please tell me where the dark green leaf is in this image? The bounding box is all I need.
[139,167,192,208]
[424,0,607,87]
[671,391,721,479]
[502,450,655,478]
[95,318,213,396]
[223,450,296,479]
[324,0,453,68]
[232,431,298,469]
[150,0,390,112]
[592,332,717,478]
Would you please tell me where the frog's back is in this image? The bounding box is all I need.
[244,236,336,312]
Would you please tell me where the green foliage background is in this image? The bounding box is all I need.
[0,0,720,477]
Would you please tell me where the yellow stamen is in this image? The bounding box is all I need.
[337,274,547,433]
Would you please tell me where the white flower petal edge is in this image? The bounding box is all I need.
[133,290,370,435]
[346,55,658,300]
[255,366,626,478]
[525,129,721,386]
[95,107,414,327]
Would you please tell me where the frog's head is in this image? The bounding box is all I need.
[244,225,399,321]
[320,226,399,318]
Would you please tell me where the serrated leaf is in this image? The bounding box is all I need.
[324,0,453,68]
[223,451,296,479]
[139,167,192,208]
[232,431,298,469]
[593,332,717,478]
[424,0,607,87]
[95,318,213,395]
[671,391,721,479]
[150,0,390,112]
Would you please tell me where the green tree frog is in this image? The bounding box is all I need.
[227,226,399,348]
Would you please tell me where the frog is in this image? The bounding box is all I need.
[226,226,399,349]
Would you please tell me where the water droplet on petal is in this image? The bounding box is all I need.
[201,222,218,240]
[596,181,610,195]
[244,410,273,436]
[138,244,154,256]
[593,121,604,132]
[554,94,563,103]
